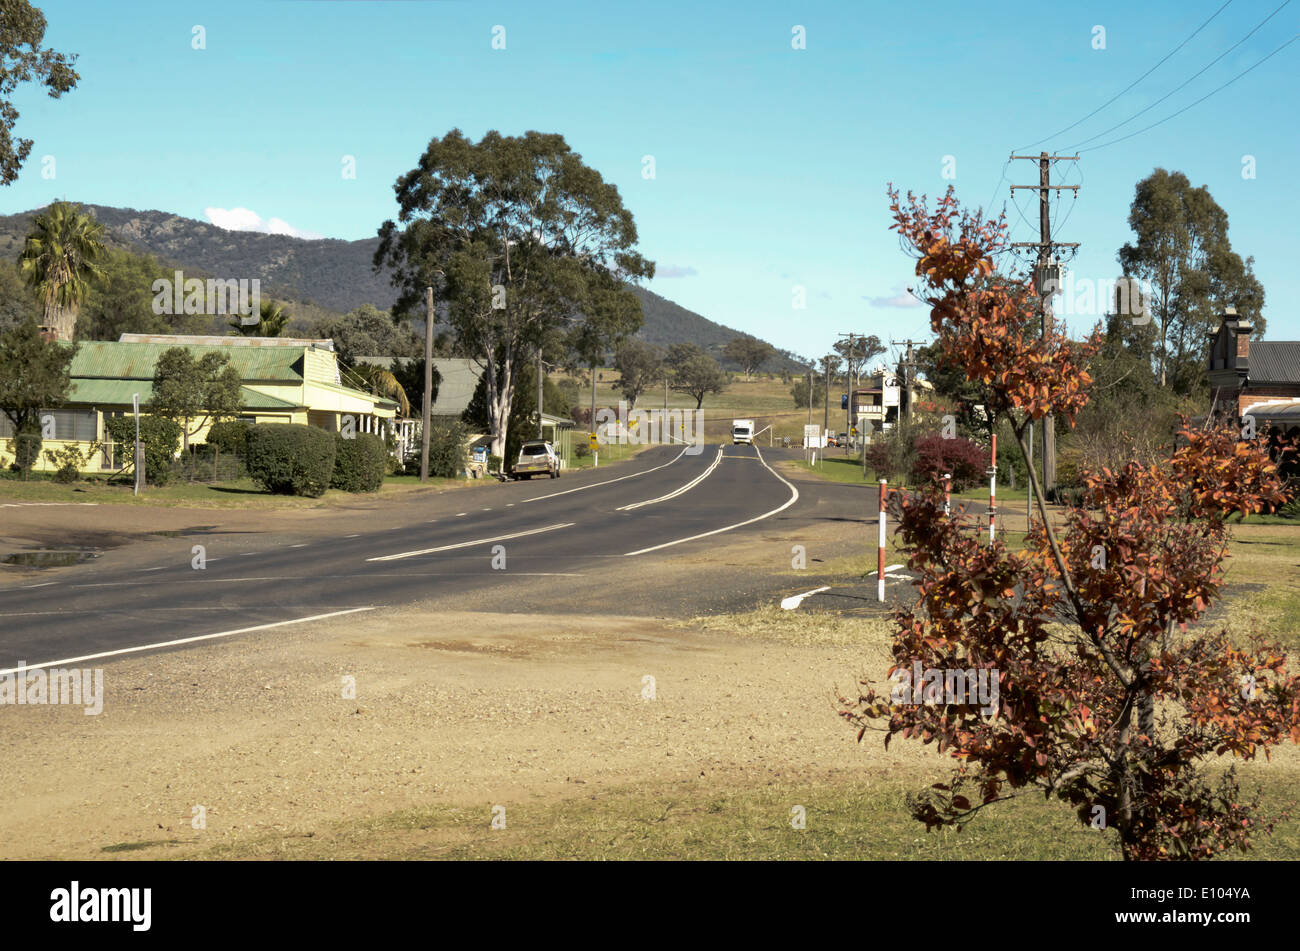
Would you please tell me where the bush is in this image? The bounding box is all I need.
[331,432,387,492]
[9,429,41,474]
[43,444,87,483]
[205,419,251,456]
[912,433,986,491]
[245,423,336,496]
[427,418,469,478]
[106,415,182,485]
[863,425,919,484]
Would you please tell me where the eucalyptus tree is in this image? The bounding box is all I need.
[375,129,653,456]
[0,0,79,186]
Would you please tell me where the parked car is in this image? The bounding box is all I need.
[513,439,560,479]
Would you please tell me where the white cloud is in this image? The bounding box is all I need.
[656,264,698,278]
[864,287,922,308]
[204,206,323,240]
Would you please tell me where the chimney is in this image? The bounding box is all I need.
[1224,306,1254,368]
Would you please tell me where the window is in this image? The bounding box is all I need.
[0,409,96,440]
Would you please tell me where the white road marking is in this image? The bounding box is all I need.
[623,444,800,556]
[345,534,361,538]
[867,563,906,577]
[455,512,467,517]
[140,566,166,572]
[617,448,723,511]
[780,586,831,610]
[290,543,308,548]
[0,607,376,676]
[521,446,690,503]
[20,582,57,589]
[0,502,99,508]
[366,522,576,562]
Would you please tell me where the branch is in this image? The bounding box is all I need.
[1012,423,1135,687]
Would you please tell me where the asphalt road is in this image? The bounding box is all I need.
[1,442,840,673]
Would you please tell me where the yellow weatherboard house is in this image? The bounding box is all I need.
[0,334,400,474]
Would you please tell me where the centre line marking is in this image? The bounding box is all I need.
[521,445,691,503]
[617,447,723,511]
[366,522,576,562]
[0,607,376,676]
[622,445,799,556]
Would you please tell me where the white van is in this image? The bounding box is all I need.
[732,419,755,445]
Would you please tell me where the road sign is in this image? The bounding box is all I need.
[882,376,901,407]
[589,432,599,451]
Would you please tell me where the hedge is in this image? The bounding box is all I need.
[331,432,386,492]
[205,419,251,456]
[105,415,183,485]
[245,423,336,497]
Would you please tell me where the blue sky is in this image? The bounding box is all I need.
[5,0,1297,363]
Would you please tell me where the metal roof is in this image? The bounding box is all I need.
[66,379,300,410]
[119,334,334,350]
[1249,342,1300,384]
[68,341,305,382]
[354,356,483,416]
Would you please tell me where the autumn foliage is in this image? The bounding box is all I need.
[839,187,1300,860]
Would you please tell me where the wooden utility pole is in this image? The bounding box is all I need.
[890,338,923,424]
[822,357,830,437]
[537,349,544,439]
[1010,151,1080,499]
[420,285,433,482]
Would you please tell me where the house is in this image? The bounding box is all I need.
[1207,308,1300,433]
[352,356,484,419]
[0,334,399,474]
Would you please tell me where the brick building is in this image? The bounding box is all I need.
[1207,307,1300,433]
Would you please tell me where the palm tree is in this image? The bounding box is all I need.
[18,202,106,342]
[229,299,290,337]
[344,362,411,417]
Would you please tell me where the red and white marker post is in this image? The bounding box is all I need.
[878,478,888,602]
[943,472,952,517]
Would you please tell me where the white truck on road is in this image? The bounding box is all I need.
[732,419,755,445]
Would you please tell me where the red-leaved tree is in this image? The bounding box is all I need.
[839,186,1300,860]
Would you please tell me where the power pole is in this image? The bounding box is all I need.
[890,338,923,424]
[537,349,544,439]
[420,285,434,482]
[1010,151,1080,500]
[822,356,830,437]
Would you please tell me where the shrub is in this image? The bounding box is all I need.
[205,419,251,456]
[106,415,182,485]
[427,418,469,479]
[9,429,41,474]
[863,425,919,484]
[331,432,387,492]
[912,433,986,491]
[245,423,336,496]
[43,444,87,483]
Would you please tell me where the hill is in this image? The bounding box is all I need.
[0,203,805,369]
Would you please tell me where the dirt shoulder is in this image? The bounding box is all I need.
[0,602,923,860]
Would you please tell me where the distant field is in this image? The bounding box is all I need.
[567,371,847,445]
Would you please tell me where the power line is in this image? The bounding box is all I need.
[1017,0,1237,151]
[1080,31,1300,153]
[1065,0,1294,152]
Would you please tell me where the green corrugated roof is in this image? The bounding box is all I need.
[68,341,306,382]
[67,379,300,410]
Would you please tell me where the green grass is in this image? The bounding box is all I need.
[182,770,1300,861]
[0,472,471,508]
